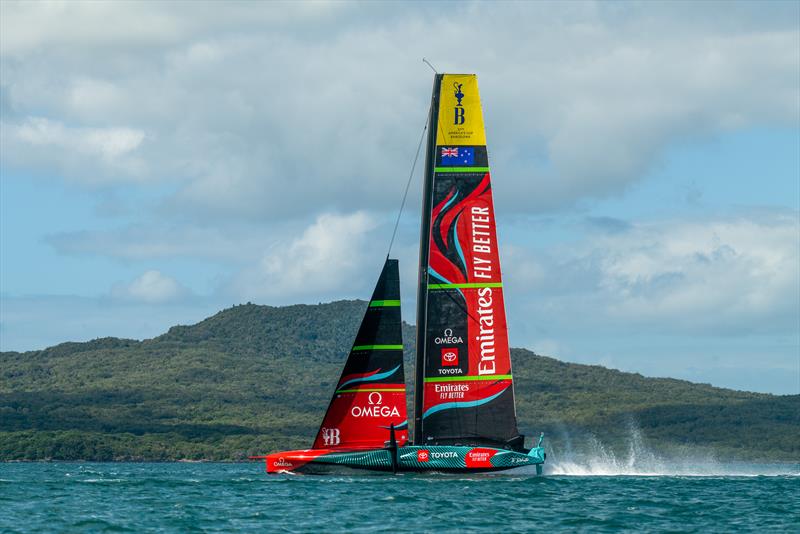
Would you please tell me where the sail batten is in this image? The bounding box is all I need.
[414,74,522,449]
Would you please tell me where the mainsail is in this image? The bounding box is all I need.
[414,74,522,449]
[313,259,408,449]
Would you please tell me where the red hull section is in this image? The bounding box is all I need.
[255,449,333,474]
[253,448,384,474]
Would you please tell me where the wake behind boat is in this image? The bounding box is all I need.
[253,73,546,474]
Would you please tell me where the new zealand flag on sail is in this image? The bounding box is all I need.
[440,147,475,166]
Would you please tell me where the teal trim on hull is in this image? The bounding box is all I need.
[268,445,545,475]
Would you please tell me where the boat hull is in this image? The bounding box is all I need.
[256,445,545,474]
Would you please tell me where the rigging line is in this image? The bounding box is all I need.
[387,111,430,259]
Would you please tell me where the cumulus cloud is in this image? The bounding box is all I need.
[506,210,800,336]
[0,1,346,56]
[596,216,798,329]
[11,117,144,158]
[66,78,126,121]
[1,2,797,214]
[227,211,383,301]
[3,117,146,181]
[111,270,189,303]
[45,207,800,339]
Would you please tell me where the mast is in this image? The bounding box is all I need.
[413,73,442,445]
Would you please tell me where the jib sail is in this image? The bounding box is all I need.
[413,74,522,449]
[313,259,408,449]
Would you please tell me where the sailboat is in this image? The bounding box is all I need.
[253,73,546,474]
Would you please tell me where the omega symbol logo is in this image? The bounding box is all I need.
[350,390,399,417]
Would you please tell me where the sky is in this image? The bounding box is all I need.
[1,1,798,394]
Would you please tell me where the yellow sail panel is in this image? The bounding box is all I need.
[435,74,486,146]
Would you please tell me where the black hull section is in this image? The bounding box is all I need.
[260,445,545,475]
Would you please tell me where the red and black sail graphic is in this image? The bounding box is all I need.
[414,74,522,450]
[313,259,408,449]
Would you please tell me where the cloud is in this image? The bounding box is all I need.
[44,210,406,305]
[597,215,798,331]
[111,270,189,303]
[1,2,797,215]
[227,211,382,301]
[3,117,146,181]
[507,210,800,336]
[45,206,800,339]
[66,78,126,121]
[12,117,144,159]
[0,1,347,56]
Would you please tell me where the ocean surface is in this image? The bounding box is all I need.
[1,461,798,533]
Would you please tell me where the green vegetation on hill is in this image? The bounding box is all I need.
[1,301,798,461]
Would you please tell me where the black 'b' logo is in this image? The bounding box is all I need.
[453,82,465,125]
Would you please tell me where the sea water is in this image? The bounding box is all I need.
[1,461,797,532]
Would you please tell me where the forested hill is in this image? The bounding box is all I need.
[1,301,797,461]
